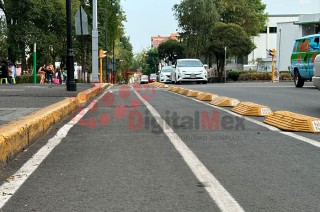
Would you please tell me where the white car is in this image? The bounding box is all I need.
[171,59,208,84]
[159,66,173,83]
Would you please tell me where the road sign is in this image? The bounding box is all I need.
[75,6,89,35]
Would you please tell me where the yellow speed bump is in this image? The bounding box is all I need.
[231,102,273,117]
[179,89,190,95]
[264,111,320,133]
[167,86,176,91]
[210,96,240,107]
[171,87,182,93]
[196,92,219,101]
[159,83,168,88]
[186,90,201,97]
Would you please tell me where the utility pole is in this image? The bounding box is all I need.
[33,43,36,84]
[92,0,99,82]
[66,0,77,91]
[224,47,227,83]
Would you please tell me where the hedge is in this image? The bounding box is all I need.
[15,75,41,83]
[227,71,293,81]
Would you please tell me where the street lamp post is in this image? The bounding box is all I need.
[66,0,77,91]
[224,47,227,83]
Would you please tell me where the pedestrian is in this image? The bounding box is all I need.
[8,63,14,85]
[46,64,54,83]
[55,66,62,84]
[38,63,46,84]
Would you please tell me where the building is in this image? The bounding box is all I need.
[248,13,320,72]
[151,33,179,48]
[277,13,320,71]
[248,15,299,71]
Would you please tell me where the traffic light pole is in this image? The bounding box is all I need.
[271,55,275,82]
[267,48,276,82]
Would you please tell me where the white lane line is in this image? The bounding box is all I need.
[0,88,112,209]
[165,88,320,149]
[133,87,244,212]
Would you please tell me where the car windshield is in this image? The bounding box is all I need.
[141,76,148,80]
[150,74,156,78]
[161,67,173,72]
[177,60,203,67]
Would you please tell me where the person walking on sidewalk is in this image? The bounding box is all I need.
[55,66,62,84]
[38,63,46,84]
[8,63,14,85]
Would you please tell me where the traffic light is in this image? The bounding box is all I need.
[267,48,276,57]
[99,49,107,58]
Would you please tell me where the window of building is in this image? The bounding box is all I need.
[269,27,277,33]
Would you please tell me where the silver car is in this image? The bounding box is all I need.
[171,59,208,84]
[159,66,173,83]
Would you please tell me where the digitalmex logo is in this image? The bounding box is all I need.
[72,84,245,133]
[72,84,157,129]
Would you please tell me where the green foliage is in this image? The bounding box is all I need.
[0,0,133,81]
[218,0,268,36]
[238,72,271,81]
[173,0,219,57]
[174,0,267,81]
[208,22,255,81]
[279,72,292,80]
[144,48,159,75]
[15,75,41,84]
[227,71,240,81]
[157,39,185,60]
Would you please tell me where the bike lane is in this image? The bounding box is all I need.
[0,85,219,212]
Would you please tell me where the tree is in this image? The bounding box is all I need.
[218,0,268,36]
[173,0,219,58]
[208,22,255,81]
[157,39,185,65]
[144,48,158,75]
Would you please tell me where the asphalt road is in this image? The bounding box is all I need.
[1,83,320,211]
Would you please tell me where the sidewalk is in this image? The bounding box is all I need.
[0,83,109,168]
[0,83,92,126]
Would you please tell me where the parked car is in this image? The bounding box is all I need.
[312,54,320,89]
[140,75,149,84]
[159,66,173,83]
[149,73,157,82]
[290,34,320,87]
[171,59,208,84]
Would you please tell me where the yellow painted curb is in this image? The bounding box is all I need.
[77,83,107,103]
[186,90,200,97]
[210,96,240,107]
[264,111,320,133]
[0,97,79,167]
[231,102,273,117]
[196,92,219,101]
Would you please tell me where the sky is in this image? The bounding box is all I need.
[121,0,320,54]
